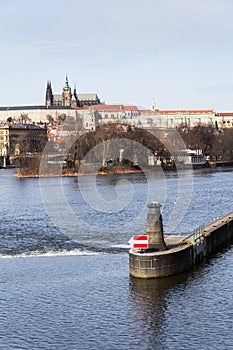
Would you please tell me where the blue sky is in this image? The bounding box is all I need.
[1,0,233,110]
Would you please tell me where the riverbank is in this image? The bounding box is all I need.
[12,161,233,178]
[14,165,144,178]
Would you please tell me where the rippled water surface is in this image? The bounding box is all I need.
[0,168,233,349]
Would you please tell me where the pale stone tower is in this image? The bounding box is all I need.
[151,98,156,111]
[62,75,72,107]
[146,202,167,251]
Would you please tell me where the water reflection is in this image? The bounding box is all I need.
[96,173,148,186]
[128,272,191,349]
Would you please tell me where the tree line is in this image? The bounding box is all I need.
[18,123,233,175]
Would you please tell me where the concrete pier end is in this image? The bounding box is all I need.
[129,203,233,279]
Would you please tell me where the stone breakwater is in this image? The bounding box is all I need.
[129,203,233,279]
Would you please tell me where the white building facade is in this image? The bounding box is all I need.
[215,113,233,128]
[80,105,217,130]
[137,110,216,129]
[1,104,229,132]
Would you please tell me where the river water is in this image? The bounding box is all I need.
[0,168,233,349]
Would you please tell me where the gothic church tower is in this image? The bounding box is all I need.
[71,83,79,108]
[45,81,53,106]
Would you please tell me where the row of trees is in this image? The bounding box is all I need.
[68,123,233,168]
[68,124,168,169]
[18,122,233,175]
[177,124,233,161]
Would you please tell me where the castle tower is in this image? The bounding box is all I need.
[45,81,53,106]
[62,75,72,107]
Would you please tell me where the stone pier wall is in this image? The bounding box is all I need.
[130,212,233,279]
[129,244,193,278]
[194,214,233,261]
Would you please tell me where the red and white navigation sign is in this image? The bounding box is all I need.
[132,235,148,249]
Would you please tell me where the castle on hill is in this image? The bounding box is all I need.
[45,76,101,108]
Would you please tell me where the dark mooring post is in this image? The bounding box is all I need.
[146,202,167,251]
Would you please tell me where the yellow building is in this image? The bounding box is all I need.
[0,124,47,157]
[0,126,9,156]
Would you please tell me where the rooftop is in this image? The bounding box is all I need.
[86,104,139,112]
[77,94,99,101]
[143,109,214,114]
[142,109,215,115]
[216,112,233,117]
[0,123,46,130]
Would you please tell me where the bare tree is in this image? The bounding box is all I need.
[46,115,54,124]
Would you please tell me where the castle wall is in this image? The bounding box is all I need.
[0,107,78,123]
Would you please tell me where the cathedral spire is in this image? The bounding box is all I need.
[64,75,70,90]
[73,83,77,97]
[45,80,53,106]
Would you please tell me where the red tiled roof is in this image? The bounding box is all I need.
[90,104,123,111]
[139,109,151,113]
[75,106,89,110]
[83,104,139,112]
[76,104,215,115]
[141,109,214,115]
[124,106,138,111]
[216,112,233,117]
